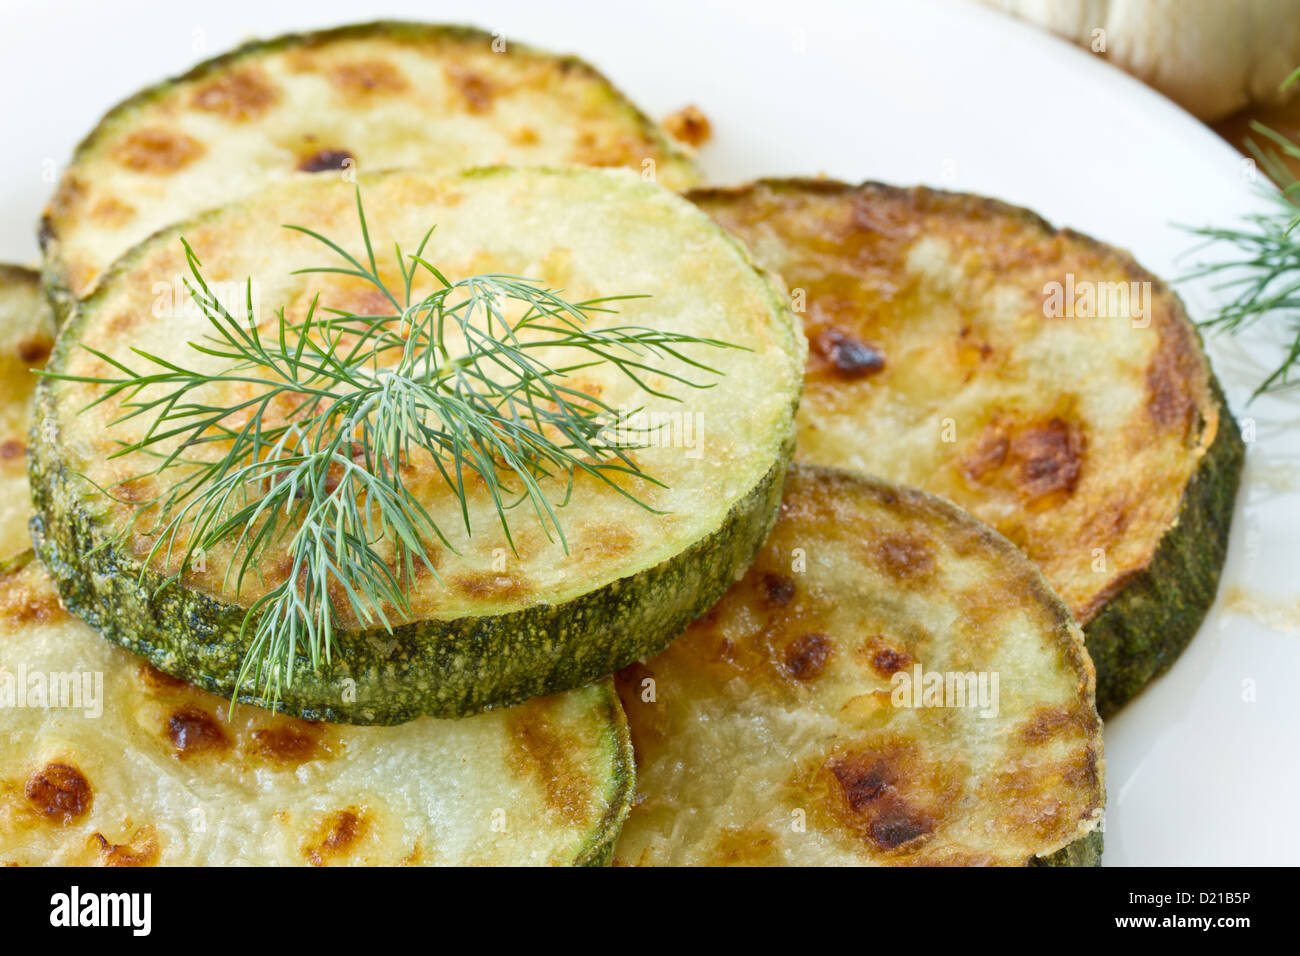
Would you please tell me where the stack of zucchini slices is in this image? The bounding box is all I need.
[41,21,700,309]
[1,22,1241,867]
[32,166,803,723]
[5,22,797,867]
[691,180,1243,716]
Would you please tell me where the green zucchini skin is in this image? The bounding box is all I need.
[30,425,793,725]
[574,685,637,867]
[1034,829,1103,867]
[1083,377,1244,717]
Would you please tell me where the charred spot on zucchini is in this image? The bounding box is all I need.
[614,465,1105,866]
[0,556,632,866]
[30,166,805,724]
[692,178,1244,716]
[297,148,355,173]
[0,266,55,562]
[41,20,701,308]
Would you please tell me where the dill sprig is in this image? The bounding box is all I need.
[1183,67,1300,397]
[54,188,737,706]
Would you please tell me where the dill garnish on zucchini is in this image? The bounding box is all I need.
[29,167,805,723]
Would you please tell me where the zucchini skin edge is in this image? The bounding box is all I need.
[38,20,702,318]
[29,404,794,724]
[573,681,637,867]
[1083,374,1244,718]
[1034,828,1103,867]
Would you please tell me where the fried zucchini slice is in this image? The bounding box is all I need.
[31,167,805,724]
[614,465,1105,866]
[42,20,701,307]
[692,179,1244,715]
[0,266,54,562]
[0,556,632,865]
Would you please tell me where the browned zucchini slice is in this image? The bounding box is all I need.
[0,556,632,866]
[42,20,701,308]
[0,266,54,562]
[31,166,804,723]
[692,179,1244,715]
[614,465,1105,866]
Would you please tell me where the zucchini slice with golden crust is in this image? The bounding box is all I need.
[0,266,54,562]
[692,179,1244,715]
[0,556,632,866]
[614,465,1105,866]
[30,167,805,724]
[41,20,701,308]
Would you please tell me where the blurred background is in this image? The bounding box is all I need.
[981,0,1300,183]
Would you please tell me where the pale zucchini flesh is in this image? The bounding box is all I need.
[0,556,632,866]
[31,166,805,723]
[42,20,702,308]
[692,179,1244,715]
[614,465,1105,866]
[0,266,54,563]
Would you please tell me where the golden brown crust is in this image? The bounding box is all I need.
[691,179,1220,628]
[0,559,633,866]
[615,465,1104,866]
[662,105,712,148]
[0,266,54,561]
[42,21,701,304]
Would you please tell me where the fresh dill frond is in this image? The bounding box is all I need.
[53,187,739,707]
[1183,67,1300,397]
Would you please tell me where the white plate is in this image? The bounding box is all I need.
[1,0,1295,865]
